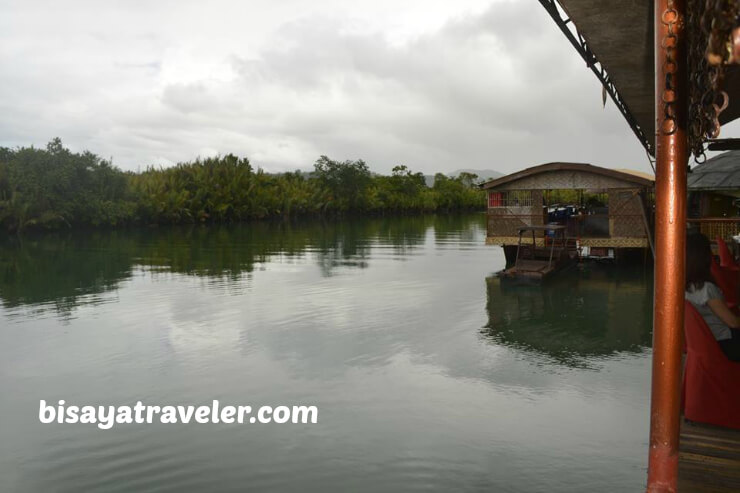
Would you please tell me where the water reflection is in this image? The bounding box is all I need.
[482,265,653,367]
[0,215,479,317]
[0,234,134,315]
[0,213,654,492]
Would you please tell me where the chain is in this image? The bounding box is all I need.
[687,0,740,163]
[706,0,739,65]
[661,1,679,137]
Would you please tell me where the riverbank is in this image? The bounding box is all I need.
[0,139,485,233]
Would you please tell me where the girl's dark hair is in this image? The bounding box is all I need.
[685,233,713,290]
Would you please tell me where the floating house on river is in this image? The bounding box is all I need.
[481,162,655,264]
[688,150,740,240]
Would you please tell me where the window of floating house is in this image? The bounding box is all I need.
[487,191,532,208]
[488,192,503,207]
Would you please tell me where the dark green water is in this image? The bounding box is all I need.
[0,214,654,492]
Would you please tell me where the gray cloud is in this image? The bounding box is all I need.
[0,0,662,174]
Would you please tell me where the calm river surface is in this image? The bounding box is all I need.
[0,214,654,492]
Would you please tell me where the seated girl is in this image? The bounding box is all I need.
[685,233,740,362]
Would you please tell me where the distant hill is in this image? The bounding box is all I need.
[450,169,504,181]
[423,169,504,187]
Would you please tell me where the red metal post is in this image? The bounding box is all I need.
[647,0,688,491]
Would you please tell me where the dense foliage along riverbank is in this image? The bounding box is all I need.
[0,139,485,232]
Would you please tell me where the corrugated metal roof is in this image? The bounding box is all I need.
[687,151,740,190]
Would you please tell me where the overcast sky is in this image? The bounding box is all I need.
[3,0,731,175]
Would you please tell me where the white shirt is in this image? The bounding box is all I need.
[685,282,732,341]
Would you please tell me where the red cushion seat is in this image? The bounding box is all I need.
[682,300,740,430]
[716,236,740,271]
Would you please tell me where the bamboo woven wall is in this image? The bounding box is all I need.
[692,220,740,240]
[487,188,651,241]
[608,189,648,238]
[486,190,544,237]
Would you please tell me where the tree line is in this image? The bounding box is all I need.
[0,139,485,232]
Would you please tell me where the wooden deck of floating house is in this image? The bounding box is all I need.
[679,420,740,492]
[500,225,577,281]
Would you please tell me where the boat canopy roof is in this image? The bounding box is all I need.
[547,1,740,155]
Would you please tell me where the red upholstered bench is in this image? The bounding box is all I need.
[683,300,740,430]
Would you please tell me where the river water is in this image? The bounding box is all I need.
[0,214,653,492]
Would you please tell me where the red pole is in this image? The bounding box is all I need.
[647,0,688,491]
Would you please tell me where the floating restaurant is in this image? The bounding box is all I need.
[534,1,740,491]
[482,162,655,265]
